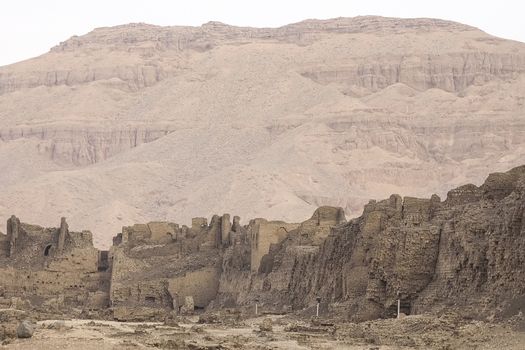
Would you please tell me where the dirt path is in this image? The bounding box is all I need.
[2,315,524,349]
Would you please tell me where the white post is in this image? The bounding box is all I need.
[316,303,319,317]
[397,298,401,319]
[255,303,258,315]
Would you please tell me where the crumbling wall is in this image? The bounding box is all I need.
[168,267,220,309]
[232,166,525,321]
[413,166,525,317]
[215,206,346,312]
[109,217,227,319]
[249,219,298,272]
[0,217,110,312]
[147,222,179,242]
[1,166,525,322]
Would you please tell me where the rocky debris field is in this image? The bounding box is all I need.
[1,312,524,349]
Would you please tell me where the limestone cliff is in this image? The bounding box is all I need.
[1,16,525,246]
[0,125,173,165]
[1,17,507,94]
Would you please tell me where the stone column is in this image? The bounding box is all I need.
[58,217,69,252]
[209,215,221,248]
[6,215,20,257]
[221,214,231,246]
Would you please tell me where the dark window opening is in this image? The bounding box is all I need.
[145,296,156,303]
[44,244,52,256]
[386,299,412,318]
[98,251,109,271]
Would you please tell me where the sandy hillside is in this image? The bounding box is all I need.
[0,16,524,247]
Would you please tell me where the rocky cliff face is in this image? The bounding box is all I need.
[301,52,525,93]
[218,166,525,320]
[1,17,522,94]
[0,125,172,165]
[0,16,524,246]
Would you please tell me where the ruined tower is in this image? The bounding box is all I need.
[58,217,69,252]
[6,215,20,257]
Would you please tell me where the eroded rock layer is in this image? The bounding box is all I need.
[1,16,525,247]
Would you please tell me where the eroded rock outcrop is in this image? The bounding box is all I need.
[219,166,525,321]
[2,17,523,95]
[0,125,173,165]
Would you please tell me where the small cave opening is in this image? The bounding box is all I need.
[44,244,52,256]
[145,296,156,304]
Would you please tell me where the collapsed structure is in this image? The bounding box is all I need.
[1,166,524,321]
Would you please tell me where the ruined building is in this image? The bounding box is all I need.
[1,166,525,321]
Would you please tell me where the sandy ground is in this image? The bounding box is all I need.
[2,314,525,350]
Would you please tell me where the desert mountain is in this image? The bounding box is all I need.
[0,16,524,247]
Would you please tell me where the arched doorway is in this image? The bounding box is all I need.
[44,244,52,256]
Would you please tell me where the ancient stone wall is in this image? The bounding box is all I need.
[0,218,110,313]
[109,216,234,319]
[1,166,525,322]
[248,219,298,272]
[214,166,525,321]
[168,267,220,309]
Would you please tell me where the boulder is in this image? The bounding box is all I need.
[259,318,273,332]
[16,320,34,338]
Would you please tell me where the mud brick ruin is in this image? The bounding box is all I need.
[1,166,525,322]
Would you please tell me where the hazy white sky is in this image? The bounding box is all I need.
[1,0,524,66]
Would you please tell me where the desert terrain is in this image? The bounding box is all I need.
[0,16,524,247]
[1,313,525,349]
[1,15,525,350]
[1,165,525,348]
